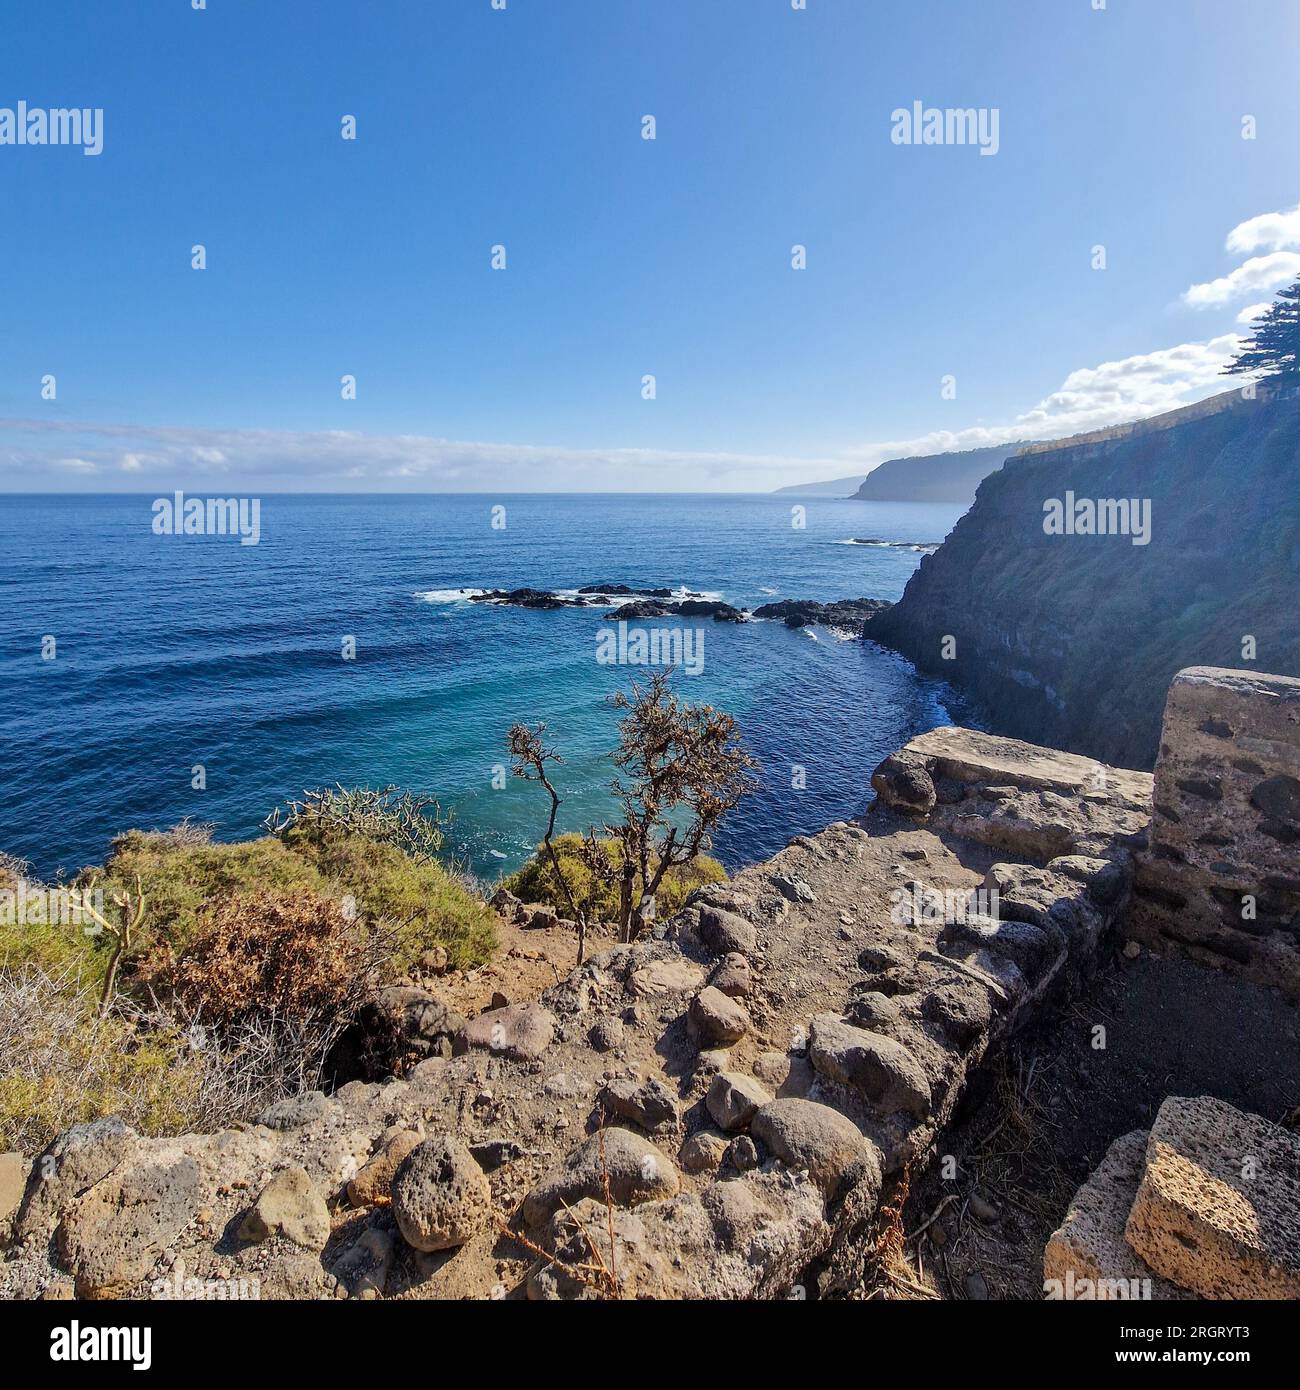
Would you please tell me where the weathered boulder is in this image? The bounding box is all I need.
[529,1170,829,1301]
[627,958,705,998]
[752,1051,815,1098]
[688,987,751,1047]
[723,1134,762,1174]
[707,952,753,998]
[1050,854,1127,908]
[772,873,817,904]
[919,974,995,1047]
[258,1091,339,1131]
[522,1128,679,1228]
[588,1015,625,1051]
[679,1131,729,1175]
[455,1002,556,1061]
[845,989,904,1031]
[59,1154,201,1298]
[489,885,523,915]
[1125,1096,1300,1299]
[599,1076,679,1134]
[391,1136,492,1253]
[751,1098,879,1200]
[946,916,1052,977]
[239,1166,331,1251]
[16,1117,138,1242]
[1044,1130,1189,1300]
[347,1126,424,1208]
[698,907,757,956]
[808,1014,932,1120]
[870,751,937,817]
[705,1072,772,1133]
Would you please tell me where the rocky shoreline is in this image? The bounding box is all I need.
[750,597,892,633]
[461,585,894,634]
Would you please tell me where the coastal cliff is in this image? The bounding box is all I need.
[869,391,1300,769]
[851,442,1030,505]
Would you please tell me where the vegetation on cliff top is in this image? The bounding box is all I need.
[503,832,726,923]
[1224,275,1300,387]
[506,672,755,960]
[0,800,498,1154]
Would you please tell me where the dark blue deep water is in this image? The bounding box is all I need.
[0,493,964,881]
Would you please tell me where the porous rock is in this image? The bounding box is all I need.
[392,1135,492,1253]
[60,1154,201,1298]
[1125,1096,1300,1299]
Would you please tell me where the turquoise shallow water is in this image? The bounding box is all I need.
[0,492,965,880]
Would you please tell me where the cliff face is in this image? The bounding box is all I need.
[852,442,1030,504]
[869,391,1300,769]
[773,474,867,496]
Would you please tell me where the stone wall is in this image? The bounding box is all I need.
[1132,666,1300,999]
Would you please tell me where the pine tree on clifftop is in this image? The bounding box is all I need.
[1224,277,1300,389]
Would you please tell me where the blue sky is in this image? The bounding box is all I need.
[2,0,1298,491]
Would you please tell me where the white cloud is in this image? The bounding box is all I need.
[1182,251,1300,308]
[835,334,1243,471]
[1225,204,1300,255]
[6,205,1277,492]
[0,418,842,492]
[1236,301,1272,325]
[0,331,1247,492]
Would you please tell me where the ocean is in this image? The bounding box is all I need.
[0,493,964,882]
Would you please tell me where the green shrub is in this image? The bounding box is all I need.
[77,827,496,982]
[291,831,496,972]
[0,968,205,1155]
[502,832,726,922]
[0,868,114,984]
[83,832,322,955]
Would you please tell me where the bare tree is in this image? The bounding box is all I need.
[507,723,590,964]
[80,873,147,1018]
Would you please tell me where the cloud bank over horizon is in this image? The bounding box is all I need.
[4,202,1284,495]
[0,329,1246,493]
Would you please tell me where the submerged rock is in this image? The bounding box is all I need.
[752,597,891,632]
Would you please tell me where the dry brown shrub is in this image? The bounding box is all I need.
[141,890,379,1036]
